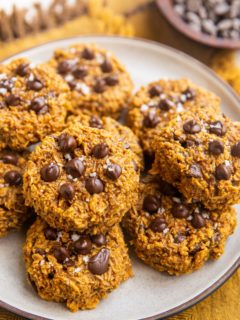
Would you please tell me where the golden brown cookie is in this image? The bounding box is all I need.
[123,175,237,275]
[24,218,132,312]
[0,58,70,150]
[151,111,240,210]
[48,43,133,118]
[23,123,139,234]
[0,149,30,237]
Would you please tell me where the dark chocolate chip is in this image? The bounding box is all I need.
[89,116,103,129]
[208,140,224,155]
[143,113,160,128]
[142,195,159,214]
[209,121,226,136]
[88,248,110,275]
[182,88,195,101]
[35,248,46,255]
[159,99,172,111]
[0,79,13,91]
[6,94,21,106]
[91,234,107,246]
[58,133,77,153]
[29,97,48,114]
[74,236,92,255]
[82,48,95,60]
[92,143,109,158]
[105,74,119,86]
[148,85,162,97]
[94,79,106,93]
[85,177,104,194]
[149,218,167,233]
[106,164,122,180]
[231,142,240,158]
[215,164,231,180]
[101,59,113,73]
[44,228,58,241]
[191,213,206,229]
[183,120,201,134]
[63,259,75,268]
[4,170,22,186]
[15,63,30,76]
[40,163,60,182]
[65,158,84,178]
[0,152,18,165]
[72,66,88,79]
[0,101,6,109]
[57,60,75,74]
[158,179,178,197]
[59,183,75,200]
[52,246,69,263]
[27,79,43,91]
[188,164,202,178]
[172,203,190,218]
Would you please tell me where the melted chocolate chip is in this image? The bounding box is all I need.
[27,79,43,91]
[149,218,167,233]
[59,183,75,200]
[44,228,58,240]
[6,94,21,106]
[191,213,206,229]
[209,121,226,136]
[58,133,77,153]
[65,158,84,178]
[148,85,162,97]
[231,142,240,158]
[183,120,201,134]
[82,48,95,60]
[4,170,22,186]
[101,59,113,73]
[74,236,92,255]
[106,164,122,180]
[40,163,60,182]
[172,203,190,218]
[91,234,107,246]
[89,116,103,129]
[0,152,18,165]
[52,246,69,263]
[215,164,231,180]
[158,179,178,197]
[105,75,119,86]
[29,97,48,114]
[92,143,109,158]
[159,99,172,111]
[182,88,195,101]
[143,113,160,128]
[94,79,106,93]
[72,66,88,79]
[15,63,30,76]
[88,248,110,275]
[142,195,159,214]
[85,177,104,194]
[57,60,75,74]
[188,164,202,178]
[208,140,224,155]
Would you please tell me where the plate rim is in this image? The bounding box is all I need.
[0,35,239,320]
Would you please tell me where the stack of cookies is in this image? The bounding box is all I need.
[0,42,238,312]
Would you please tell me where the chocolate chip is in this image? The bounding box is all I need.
[143,150,155,171]
[15,63,30,76]
[35,248,46,255]
[6,94,21,106]
[58,133,77,153]
[59,183,75,200]
[85,177,104,194]
[94,79,106,93]
[174,234,186,243]
[183,120,201,134]
[63,259,75,268]
[72,66,88,79]
[231,142,240,158]
[149,218,167,233]
[209,121,226,136]
[183,139,201,148]
[29,97,48,114]
[188,164,202,178]
[101,59,113,73]
[27,79,43,91]
[159,99,172,111]
[57,60,75,74]
[0,152,18,165]
[106,164,122,180]
[215,164,231,180]
[209,140,224,155]
[44,228,58,240]
[0,101,6,109]
[172,203,190,218]
[158,179,178,197]
[91,234,107,246]
[143,113,160,128]
[82,48,95,60]
[92,143,109,158]
[89,116,103,129]
[4,170,22,186]
[143,195,159,213]
[182,88,195,101]
[0,79,13,91]
[40,163,60,182]
[65,158,84,178]
[148,85,162,97]
[88,248,110,275]
[105,75,119,86]
[191,213,206,229]
[74,236,92,255]
[52,246,69,263]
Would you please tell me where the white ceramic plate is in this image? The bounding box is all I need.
[0,36,239,320]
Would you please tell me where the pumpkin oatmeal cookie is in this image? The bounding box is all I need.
[0,58,70,150]
[67,113,143,170]
[127,79,221,167]
[48,43,133,118]
[24,218,132,312]
[151,111,240,210]
[0,149,30,237]
[122,175,237,275]
[23,123,139,234]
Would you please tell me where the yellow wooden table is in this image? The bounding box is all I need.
[0,1,239,320]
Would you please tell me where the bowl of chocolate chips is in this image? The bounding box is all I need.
[156,0,240,48]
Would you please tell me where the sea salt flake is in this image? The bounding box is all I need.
[157,207,165,214]
[64,74,74,82]
[89,172,97,177]
[57,232,62,242]
[71,233,80,241]
[0,73,7,80]
[163,228,169,235]
[28,73,34,81]
[83,256,89,263]
[64,153,72,161]
[172,197,181,203]
[74,267,81,274]
[176,102,184,112]
[140,104,149,112]
[39,260,45,266]
[202,212,210,219]
[0,88,7,95]
[95,54,104,64]
[186,215,193,221]
[75,83,90,95]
